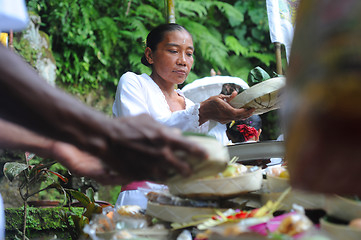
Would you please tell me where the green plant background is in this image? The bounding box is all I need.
[5,207,83,239]
[25,0,285,93]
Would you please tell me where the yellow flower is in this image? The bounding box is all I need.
[0,33,8,46]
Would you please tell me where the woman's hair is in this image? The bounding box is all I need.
[141,23,192,67]
[226,115,262,143]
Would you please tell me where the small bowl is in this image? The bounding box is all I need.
[320,218,361,240]
[266,174,290,193]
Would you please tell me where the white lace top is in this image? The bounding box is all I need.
[112,72,209,133]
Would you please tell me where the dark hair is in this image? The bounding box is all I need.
[141,23,192,67]
[221,83,244,95]
[226,115,262,143]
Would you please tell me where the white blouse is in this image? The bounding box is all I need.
[112,72,209,133]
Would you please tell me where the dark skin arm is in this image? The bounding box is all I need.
[0,119,125,184]
[0,45,207,184]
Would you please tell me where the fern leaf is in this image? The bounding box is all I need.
[176,1,208,17]
[247,52,275,67]
[225,36,248,56]
[225,56,253,81]
[135,5,164,21]
[130,19,149,41]
[210,2,244,27]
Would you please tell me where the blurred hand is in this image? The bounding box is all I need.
[97,114,208,183]
[199,91,255,125]
[50,142,127,185]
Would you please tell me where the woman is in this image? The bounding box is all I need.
[113,23,254,208]
[113,23,254,138]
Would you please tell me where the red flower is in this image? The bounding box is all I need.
[236,124,258,141]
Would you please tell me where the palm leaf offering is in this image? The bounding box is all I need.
[168,134,229,183]
[170,187,291,230]
[230,76,285,115]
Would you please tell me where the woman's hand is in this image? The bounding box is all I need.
[199,91,255,125]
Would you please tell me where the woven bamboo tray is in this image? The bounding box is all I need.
[168,166,263,199]
[230,77,285,115]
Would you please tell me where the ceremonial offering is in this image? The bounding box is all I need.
[168,165,263,199]
[261,190,326,211]
[145,191,229,223]
[146,201,223,223]
[168,134,229,183]
[229,77,285,115]
[266,166,290,193]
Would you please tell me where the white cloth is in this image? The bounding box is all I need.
[0,0,29,32]
[208,122,231,146]
[0,194,4,240]
[113,72,209,133]
[266,0,299,62]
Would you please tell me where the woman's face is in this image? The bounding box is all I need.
[147,30,194,85]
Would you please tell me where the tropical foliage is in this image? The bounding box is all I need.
[26,0,280,93]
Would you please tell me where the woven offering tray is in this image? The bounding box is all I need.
[146,201,225,223]
[168,166,263,199]
[229,77,285,115]
[168,134,229,183]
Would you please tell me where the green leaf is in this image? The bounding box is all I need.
[247,66,271,87]
[48,170,68,183]
[3,162,28,182]
[71,215,88,233]
[25,152,36,163]
[66,189,91,207]
[224,55,253,81]
[83,202,102,219]
[212,2,244,27]
[135,5,164,20]
[176,1,208,17]
[86,187,95,203]
[224,35,248,56]
[247,52,275,67]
